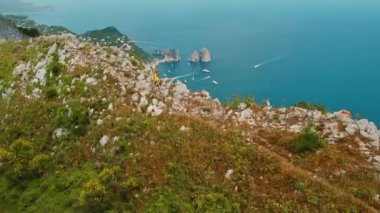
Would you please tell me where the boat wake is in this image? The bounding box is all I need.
[197,76,211,81]
[254,54,289,69]
[172,73,193,80]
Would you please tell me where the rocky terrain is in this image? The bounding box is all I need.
[0,18,29,40]
[0,33,380,212]
[1,14,73,36]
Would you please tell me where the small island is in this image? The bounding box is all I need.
[188,51,200,63]
[153,48,181,63]
[200,48,212,63]
[187,48,212,64]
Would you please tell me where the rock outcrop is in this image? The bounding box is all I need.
[0,19,28,40]
[188,51,200,63]
[153,48,181,63]
[200,48,211,63]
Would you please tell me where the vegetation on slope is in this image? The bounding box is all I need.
[0,38,379,212]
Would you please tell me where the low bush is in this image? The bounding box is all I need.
[226,95,255,110]
[79,179,107,209]
[55,104,90,136]
[47,53,65,76]
[294,101,328,114]
[45,87,58,100]
[293,124,327,154]
[29,154,51,176]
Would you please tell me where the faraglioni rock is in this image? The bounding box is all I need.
[188,51,200,63]
[164,49,181,63]
[200,48,211,63]
[152,48,181,63]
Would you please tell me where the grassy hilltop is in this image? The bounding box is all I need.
[0,20,379,212]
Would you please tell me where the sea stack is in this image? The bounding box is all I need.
[164,48,181,63]
[188,51,200,63]
[200,48,211,63]
[152,48,181,63]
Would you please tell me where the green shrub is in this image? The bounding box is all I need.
[0,148,16,170]
[226,95,255,110]
[47,53,65,76]
[55,104,90,136]
[145,187,193,213]
[352,187,375,201]
[294,101,328,114]
[194,192,240,212]
[121,176,138,192]
[293,124,327,154]
[79,179,107,209]
[29,154,50,176]
[10,139,34,159]
[130,58,140,67]
[99,167,118,184]
[45,87,58,100]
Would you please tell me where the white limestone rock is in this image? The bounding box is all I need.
[180,126,190,132]
[238,108,253,123]
[225,169,234,179]
[47,43,58,56]
[53,128,69,139]
[12,63,28,77]
[100,135,109,147]
[96,119,104,125]
[35,68,47,85]
[85,77,97,85]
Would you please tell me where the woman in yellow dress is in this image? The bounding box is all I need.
[152,66,159,83]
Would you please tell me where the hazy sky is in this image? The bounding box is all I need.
[0,0,53,13]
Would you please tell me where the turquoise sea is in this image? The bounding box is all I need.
[23,0,380,124]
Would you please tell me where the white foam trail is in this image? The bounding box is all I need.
[130,40,161,45]
[254,54,289,69]
[172,73,193,80]
[197,76,211,81]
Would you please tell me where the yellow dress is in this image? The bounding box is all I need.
[152,72,159,81]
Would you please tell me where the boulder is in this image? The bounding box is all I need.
[139,96,149,107]
[225,169,234,179]
[35,68,47,85]
[180,126,190,132]
[12,63,28,77]
[345,124,358,135]
[99,135,109,147]
[238,108,254,123]
[85,77,97,85]
[147,101,166,116]
[53,128,69,139]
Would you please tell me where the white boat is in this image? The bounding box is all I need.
[212,80,218,85]
[202,69,211,73]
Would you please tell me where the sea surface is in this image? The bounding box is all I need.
[23,0,380,124]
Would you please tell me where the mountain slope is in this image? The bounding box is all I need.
[0,19,28,40]
[0,35,379,212]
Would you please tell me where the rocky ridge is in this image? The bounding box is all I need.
[3,34,380,171]
[0,19,28,40]
[1,34,380,210]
